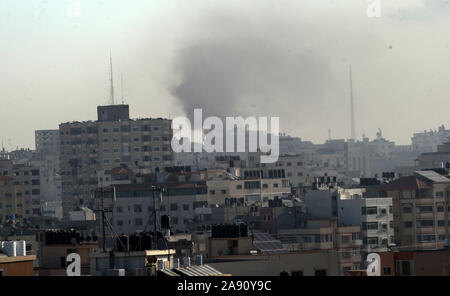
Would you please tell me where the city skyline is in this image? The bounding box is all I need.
[1,0,450,148]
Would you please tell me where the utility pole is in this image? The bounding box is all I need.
[151,185,165,249]
[93,187,113,253]
[152,186,157,238]
[101,188,106,252]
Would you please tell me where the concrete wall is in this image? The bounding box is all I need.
[207,251,340,276]
[0,256,36,276]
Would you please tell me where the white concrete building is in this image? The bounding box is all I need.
[338,197,394,252]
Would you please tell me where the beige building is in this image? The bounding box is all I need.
[274,218,362,274]
[0,160,42,223]
[376,170,450,250]
[247,154,307,187]
[59,104,173,216]
[207,250,340,276]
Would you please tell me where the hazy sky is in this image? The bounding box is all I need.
[1,0,450,149]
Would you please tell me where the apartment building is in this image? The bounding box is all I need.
[0,160,41,222]
[35,129,60,155]
[416,141,450,169]
[338,196,394,252]
[411,125,450,153]
[228,178,291,206]
[0,176,24,225]
[247,154,307,187]
[59,104,173,216]
[98,182,208,234]
[376,170,450,250]
[272,217,362,274]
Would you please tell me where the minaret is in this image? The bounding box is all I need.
[349,65,356,141]
[109,53,115,105]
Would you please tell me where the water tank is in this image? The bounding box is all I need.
[173,258,180,269]
[129,234,140,251]
[161,215,170,229]
[240,223,248,237]
[195,255,203,265]
[4,241,17,257]
[183,257,190,267]
[16,240,26,256]
[211,225,217,238]
[216,224,224,238]
[157,259,165,270]
[117,235,129,252]
[233,225,239,237]
[141,234,152,251]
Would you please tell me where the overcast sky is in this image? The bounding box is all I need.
[1,0,449,149]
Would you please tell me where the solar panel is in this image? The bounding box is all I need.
[252,232,288,254]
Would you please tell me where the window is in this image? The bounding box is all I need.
[135,218,143,226]
[437,206,444,212]
[273,183,279,188]
[170,203,178,211]
[134,204,142,213]
[402,207,412,213]
[116,206,123,213]
[364,237,378,245]
[436,191,444,198]
[417,206,433,213]
[341,235,350,244]
[362,207,377,215]
[383,267,392,275]
[416,220,433,228]
[362,222,378,230]
[417,235,435,242]
[404,221,413,228]
[244,181,260,189]
[183,204,189,211]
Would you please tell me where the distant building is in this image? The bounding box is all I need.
[59,104,174,217]
[376,170,450,250]
[411,125,450,153]
[35,130,60,155]
[338,196,394,252]
[0,160,42,223]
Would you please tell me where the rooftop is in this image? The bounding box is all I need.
[377,176,432,191]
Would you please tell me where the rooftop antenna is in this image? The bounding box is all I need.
[109,52,115,105]
[120,74,124,104]
[349,65,356,141]
[328,129,332,141]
